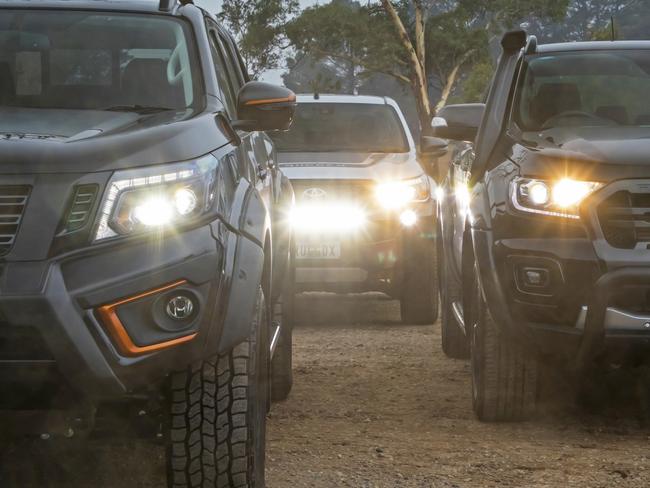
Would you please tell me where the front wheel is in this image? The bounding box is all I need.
[165,287,269,487]
[470,269,538,422]
[400,238,439,325]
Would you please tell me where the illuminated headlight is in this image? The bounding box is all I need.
[512,177,602,219]
[94,156,218,241]
[375,176,430,210]
[290,203,366,233]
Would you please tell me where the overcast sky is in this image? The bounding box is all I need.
[195,0,318,16]
[194,0,319,84]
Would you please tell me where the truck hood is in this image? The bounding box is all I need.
[514,127,650,180]
[278,152,424,181]
[0,107,229,174]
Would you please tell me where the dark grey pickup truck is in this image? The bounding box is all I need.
[0,1,297,486]
[437,31,650,422]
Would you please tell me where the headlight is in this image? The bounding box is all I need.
[375,176,430,210]
[94,156,218,242]
[512,177,602,219]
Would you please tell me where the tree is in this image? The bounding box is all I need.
[287,0,570,134]
[218,0,299,78]
[286,1,408,95]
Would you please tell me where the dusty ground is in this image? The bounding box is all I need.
[2,293,650,487]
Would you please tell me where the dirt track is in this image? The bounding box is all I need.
[2,293,650,487]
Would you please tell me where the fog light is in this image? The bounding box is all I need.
[166,296,195,321]
[400,210,417,227]
[522,268,549,288]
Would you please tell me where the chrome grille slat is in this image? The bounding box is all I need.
[0,185,30,257]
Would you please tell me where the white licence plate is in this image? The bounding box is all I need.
[296,242,341,260]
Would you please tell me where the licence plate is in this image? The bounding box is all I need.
[296,242,341,260]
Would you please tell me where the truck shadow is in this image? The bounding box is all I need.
[293,292,409,328]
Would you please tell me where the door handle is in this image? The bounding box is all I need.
[257,164,268,180]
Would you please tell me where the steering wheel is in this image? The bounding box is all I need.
[541,110,606,129]
[167,44,188,87]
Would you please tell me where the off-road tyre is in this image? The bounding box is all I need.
[271,250,295,403]
[400,237,439,325]
[166,288,269,488]
[470,274,538,422]
[438,233,469,359]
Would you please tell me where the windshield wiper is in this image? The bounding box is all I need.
[102,105,177,114]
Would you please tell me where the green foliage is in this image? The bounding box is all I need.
[218,0,299,78]
[285,0,407,88]
[459,61,494,103]
[425,5,490,83]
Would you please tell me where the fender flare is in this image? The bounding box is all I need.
[217,180,271,354]
[467,182,529,342]
[270,174,295,304]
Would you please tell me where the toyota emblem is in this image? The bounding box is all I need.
[303,187,327,200]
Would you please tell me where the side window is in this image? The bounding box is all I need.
[220,33,246,89]
[217,32,244,97]
[206,25,236,117]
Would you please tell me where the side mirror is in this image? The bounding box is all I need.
[420,136,448,157]
[432,103,485,142]
[233,81,296,132]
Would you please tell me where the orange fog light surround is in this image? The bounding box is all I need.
[97,280,197,357]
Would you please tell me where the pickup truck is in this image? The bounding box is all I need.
[436,31,650,421]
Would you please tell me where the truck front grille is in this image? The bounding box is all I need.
[598,191,650,249]
[0,185,31,257]
[292,179,376,205]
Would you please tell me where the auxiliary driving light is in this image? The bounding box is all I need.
[290,203,366,233]
[400,209,418,227]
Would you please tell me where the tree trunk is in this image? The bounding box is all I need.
[435,63,461,112]
[435,50,476,112]
[381,0,432,135]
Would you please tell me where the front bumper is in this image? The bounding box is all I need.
[294,200,436,293]
[0,224,225,401]
[476,178,650,368]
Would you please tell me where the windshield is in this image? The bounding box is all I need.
[514,50,650,134]
[0,10,202,112]
[270,103,410,153]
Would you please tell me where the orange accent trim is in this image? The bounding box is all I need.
[244,94,297,107]
[97,280,197,357]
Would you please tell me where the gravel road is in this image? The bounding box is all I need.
[2,293,650,487]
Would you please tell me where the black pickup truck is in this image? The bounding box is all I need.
[436,31,650,421]
[0,1,296,486]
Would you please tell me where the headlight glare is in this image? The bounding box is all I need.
[94,156,218,242]
[375,176,430,210]
[133,196,175,227]
[513,177,601,219]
